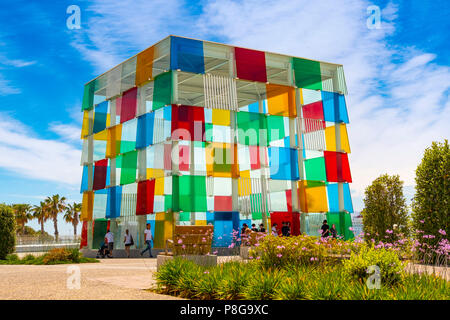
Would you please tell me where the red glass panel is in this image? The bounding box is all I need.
[214,196,232,211]
[270,211,300,236]
[164,144,172,170]
[120,87,137,123]
[179,145,190,171]
[93,159,108,190]
[235,47,267,82]
[249,146,261,170]
[171,105,205,141]
[286,189,292,212]
[80,221,88,249]
[324,151,352,183]
[136,179,155,215]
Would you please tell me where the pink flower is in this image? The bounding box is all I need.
[213,251,218,255]
[277,253,282,258]
[177,239,183,244]
[349,227,354,231]
[301,247,307,251]
[204,271,209,274]
[419,220,425,224]
[386,229,393,234]
[182,245,186,249]
[438,229,446,236]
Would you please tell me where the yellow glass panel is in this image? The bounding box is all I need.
[146,168,165,179]
[81,110,90,138]
[266,83,296,117]
[94,130,108,141]
[106,124,122,158]
[325,124,351,153]
[154,177,165,196]
[238,176,252,196]
[80,191,93,221]
[297,181,307,212]
[305,186,328,213]
[195,220,207,226]
[205,142,239,177]
[212,109,230,126]
[135,46,155,86]
[240,170,250,178]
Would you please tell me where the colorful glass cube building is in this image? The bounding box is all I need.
[79,35,354,250]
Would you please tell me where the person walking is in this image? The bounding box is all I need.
[124,229,134,258]
[105,229,114,258]
[140,223,154,258]
[321,220,330,238]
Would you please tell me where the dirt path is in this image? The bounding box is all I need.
[0,258,181,300]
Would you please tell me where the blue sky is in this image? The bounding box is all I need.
[0,0,448,235]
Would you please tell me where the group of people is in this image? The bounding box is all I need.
[98,223,154,258]
[320,220,338,238]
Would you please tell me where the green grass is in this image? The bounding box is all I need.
[154,258,450,300]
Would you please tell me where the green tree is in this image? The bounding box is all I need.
[0,204,16,259]
[362,174,409,242]
[64,202,81,237]
[45,195,66,242]
[12,204,32,235]
[411,140,449,260]
[32,201,49,237]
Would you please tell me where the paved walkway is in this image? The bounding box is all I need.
[0,258,181,300]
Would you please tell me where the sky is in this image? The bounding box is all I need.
[0,0,448,235]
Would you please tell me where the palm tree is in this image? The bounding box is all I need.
[64,202,81,238]
[33,201,49,237]
[45,195,66,242]
[12,204,33,234]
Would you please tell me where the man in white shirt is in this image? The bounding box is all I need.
[104,229,114,258]
[140,223,154,258]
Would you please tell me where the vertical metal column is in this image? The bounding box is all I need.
[171,70,180,226]
[259,100,269,232]
[288,61,299,213]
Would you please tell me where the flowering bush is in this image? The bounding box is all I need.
[248,234,328,268]
[343,246,405,285]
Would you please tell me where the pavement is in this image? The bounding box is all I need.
[0,257,181,300]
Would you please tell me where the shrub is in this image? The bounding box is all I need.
[0,204,16,260]
[249,234,328,269]
[42,248,76,264]
[155,258,202,297]
[343,245,405,285]
[273,272,309,300]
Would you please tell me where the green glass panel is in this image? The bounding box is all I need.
[267,115,285,142]
[154,220,165,248]
[177,175,207,212]
[92,219,108,249]
[205,123,213,142]
[237,112,268,146]
[82,81,95,111]
[153,71,172,110]
[164,195,173,212]
[120,151,137,185]
[306,180,327,188]
[344,212,354,240]
[179,212,191,221]
[293,58,322,90]
[326,212,355,240]
[304,157,327,181]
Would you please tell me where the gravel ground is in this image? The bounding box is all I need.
[0,258,181,300]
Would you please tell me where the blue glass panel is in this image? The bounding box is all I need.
[327,183,339,212]
[93,101,108,133]
[170,36,205,74]
[136,112,155,149]
[106,186,122,218]
[321,91,349,123]
[269,147,299,180]
[343,183,354,213]
[80,165,89,193]
[212,220,232,247]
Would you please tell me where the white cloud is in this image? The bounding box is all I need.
[70,0,450,211]
[0,76,20,95]
[0,113,82,185]
[48,122,82,143]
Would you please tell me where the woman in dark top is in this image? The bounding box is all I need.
[330,224,338,238]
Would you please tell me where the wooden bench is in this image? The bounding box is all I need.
[165,225,214,256]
